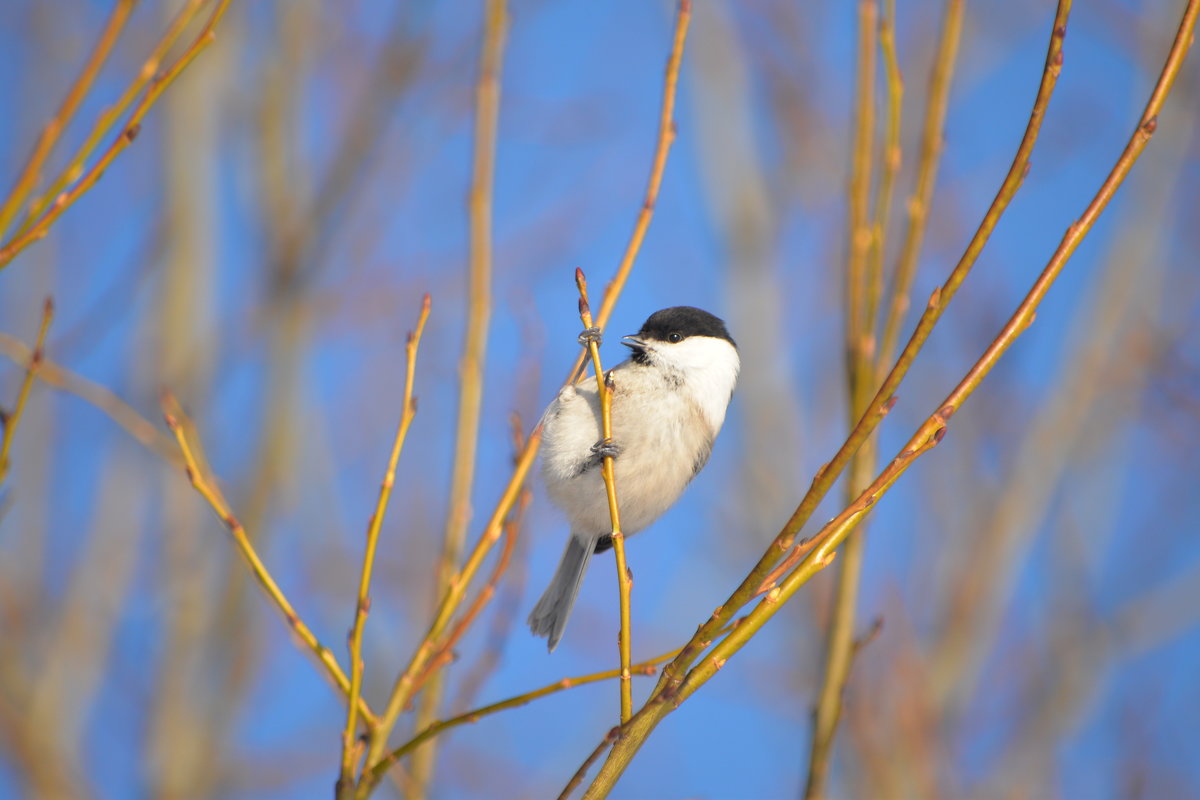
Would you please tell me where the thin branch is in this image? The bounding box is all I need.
[14,0,211,240]
[337,294,431,799]
[563,0,692,385]
[0,0,234,269]
[0,0,134,237]
[0,299,54,488]
[449,413,535,713]
[358,431,540,794]
[365,625,736,786]
[161,392,376,727]
[577,268,633,724]
[558,727,622,800]
[407,463,531,702]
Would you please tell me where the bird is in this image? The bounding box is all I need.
[528,306,740,651]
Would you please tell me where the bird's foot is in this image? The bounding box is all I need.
[590,437,622,460]
[577,326,603,347]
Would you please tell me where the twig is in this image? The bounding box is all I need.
[14,0,211,240]
[365,626,731,786]
[0,299,54,488]
[0,0,234,269]
[336,295,430,799]
[408,476,530,700]
[359,430,540,794]
[754,535,819,596]
[449,413,534,712]
[558,727,622,800]
[579,0,1197,791]
[576,268,633,723]
[160,392,376,726]
[563,0,692,385]
[0,0,134,237]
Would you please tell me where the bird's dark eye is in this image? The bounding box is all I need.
[667,332,683,343]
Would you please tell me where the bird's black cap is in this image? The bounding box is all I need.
[635,306,736,348]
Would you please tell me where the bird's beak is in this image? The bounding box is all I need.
[621,335,648,352]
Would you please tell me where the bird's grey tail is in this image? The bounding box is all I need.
[528,535,592,652]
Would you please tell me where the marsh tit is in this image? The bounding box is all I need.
[528,306,740,651]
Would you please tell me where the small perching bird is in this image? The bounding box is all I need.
[528,306,740,651]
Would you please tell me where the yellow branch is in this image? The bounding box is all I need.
[0,0,134,237]
[0,0,234,269]
[563,0,692,385]
[337,295,430,799]
[576,268,632,723]
[0,299,53,488]
[366,623,735,786]
[161,392,376,727]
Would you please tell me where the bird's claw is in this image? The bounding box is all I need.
[577,327,603,347]
[590,438,622,460]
